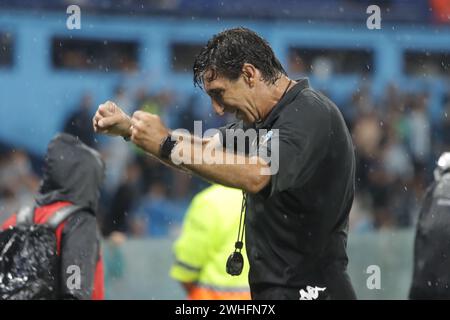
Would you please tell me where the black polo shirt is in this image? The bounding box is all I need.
[220,78,356,299]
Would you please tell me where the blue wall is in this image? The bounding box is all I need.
[1,10,450,155]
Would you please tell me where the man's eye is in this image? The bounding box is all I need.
[212,91,223,101]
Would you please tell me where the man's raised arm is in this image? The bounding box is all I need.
[93,101,271,194]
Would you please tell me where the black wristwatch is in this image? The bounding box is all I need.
[159,134,178,160]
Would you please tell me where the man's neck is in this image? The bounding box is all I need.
[258,76,295,121]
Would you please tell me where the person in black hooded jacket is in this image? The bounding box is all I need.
[1,133,105,299]
[410,152,450,300]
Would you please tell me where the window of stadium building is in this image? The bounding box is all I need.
[0,32,14,68]
[288,47,374,76]
[51,37,139,72]
[404,50,450,78]
[171,43,204,73]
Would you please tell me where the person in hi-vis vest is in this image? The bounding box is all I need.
[170,185,250,300]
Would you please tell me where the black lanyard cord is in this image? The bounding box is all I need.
[235,191,247,252]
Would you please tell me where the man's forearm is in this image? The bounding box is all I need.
[118,113,271,193]
[170,136,270,194]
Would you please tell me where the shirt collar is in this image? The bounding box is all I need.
[256,78,310,129]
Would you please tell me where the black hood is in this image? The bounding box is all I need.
[36,133,105,214]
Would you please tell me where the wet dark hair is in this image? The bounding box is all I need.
[193,27,287,89]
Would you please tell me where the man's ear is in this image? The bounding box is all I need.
[242,63,257,87]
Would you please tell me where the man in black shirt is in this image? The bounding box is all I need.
[93,27,356,300]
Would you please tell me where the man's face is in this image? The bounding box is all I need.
[203,70,256,123]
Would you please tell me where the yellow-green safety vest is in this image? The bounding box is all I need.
[170,185,250,298]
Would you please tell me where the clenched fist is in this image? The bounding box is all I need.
[93,101,132,138]
[130,111,170,156]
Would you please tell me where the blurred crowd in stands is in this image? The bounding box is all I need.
[0,75,227,240]
[2,35,450,237]
[345,85,441,232]
[62,84,222,240]
[1,77,449,237]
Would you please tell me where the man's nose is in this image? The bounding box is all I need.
[211,99,224,116]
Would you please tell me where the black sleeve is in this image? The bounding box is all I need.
[267,94,331,195]
[59,211,99,300]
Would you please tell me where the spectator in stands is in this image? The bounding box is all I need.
[0,150,39,225]
[381,125,416,227]
[101,161,141,238]
[63,93,96,147]
[406,93,431,174]
[132,181,180,237]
